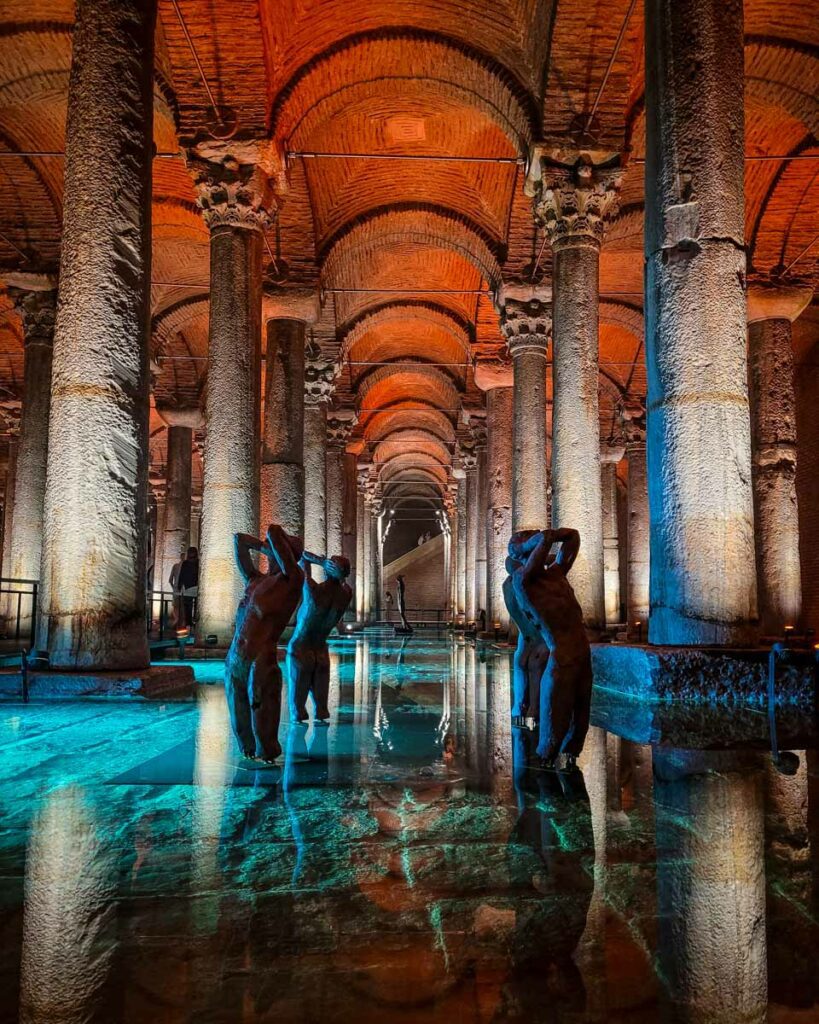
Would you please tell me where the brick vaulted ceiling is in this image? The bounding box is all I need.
[0,0,816,505]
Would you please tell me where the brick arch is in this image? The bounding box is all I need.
[364,407,456,446]
[357,367,462,415]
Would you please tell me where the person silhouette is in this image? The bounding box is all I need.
[287,552,352,723]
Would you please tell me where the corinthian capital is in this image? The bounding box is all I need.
[499,295,551,356]
[304,342,340,405]
[533,157,621,251]
[619,396,646,448]
[327,409,358,449]
[192,156,275,232]
[9,286,57,347]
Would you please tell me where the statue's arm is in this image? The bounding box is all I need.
[522,531,552,582]
[550,528,581,573]
[234,533,264,583]
[265,524,300,579]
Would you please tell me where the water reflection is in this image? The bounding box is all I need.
[5,634,818,1022]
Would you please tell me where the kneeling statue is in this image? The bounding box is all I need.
[508,528,592,767]
[287,552,352,723]
[225,525,304,762]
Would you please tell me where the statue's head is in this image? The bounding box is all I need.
[325,555,351,581]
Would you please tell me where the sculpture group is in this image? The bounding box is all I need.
[225,524,352,763]
[504,528,592,767]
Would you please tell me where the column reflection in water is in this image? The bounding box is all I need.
[575,725,608,1020]
[464,646,477,772]
[654,749,767,1023]
[20,787,115,1024]
[353,636,370,731]
[485,652,513,800]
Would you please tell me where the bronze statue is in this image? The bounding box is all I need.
[508,528,592,767]
[503,552,549,728]
[287,552,352,723]
[395,573,413,634]
[225,525,304,762]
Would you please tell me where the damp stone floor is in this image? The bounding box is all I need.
[0,631,817,1023]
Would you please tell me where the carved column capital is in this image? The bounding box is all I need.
[192,156,275,233]
[473,353,513,392]
[304,343,340,405]
[327,409,358,450]
[464,409,488,450]
[533,157,622,252]
[619,396,646,451]
[0,402,21,438]
[500,297,551,356]
[9,286,57,347]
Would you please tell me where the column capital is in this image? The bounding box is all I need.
[460,446,479,472]
[8,284,57,347]
[304,343,340,405]
[155,404,204,430]
[499,294,552,356]
[192,155,275,233]
[532,155,621,252]
[262,285,322,324]
[327,409,358,450]
[600,441,626,463]
[619,396,646,450]
[747,282,813,324]
[0,402,21,438]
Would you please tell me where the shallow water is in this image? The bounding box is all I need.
[0,632,817,1023]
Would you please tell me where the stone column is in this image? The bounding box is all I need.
[454,470,467,619]
[747,284,812,634]
[499,290,551,531]
[6,284,55,621]
[654,750,766,1022]
[156,408,198,589]
[600,445,624,627]
[462,446,479,622]
[1,430,19,577]
[194,158,269,644]
[624,413,650,634]
[303,345,339,581]
[261,317,305,536]
[476,358,514,632]
[533,158,620,632]
[468,414,488,620]
[342,451,358,567]
[355,467,370,622]
[644,0,755,644]
[38,0,156,669]
[326,412,356,561]
[370,496,382,619]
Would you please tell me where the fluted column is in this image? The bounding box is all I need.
[600,445,624,627]
[156,408,198,590]
[500,291,550,531]
[326,412,356,561]
[194,158,269,643]
[303,346,339,580]
[533,158,620,631]
[644,0,755,644]
[6,284,55,620]
[475,358,514,632]
[747,284,812,634]
[38,0,156,668]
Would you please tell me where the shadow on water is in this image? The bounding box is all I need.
[0,633,817,1022]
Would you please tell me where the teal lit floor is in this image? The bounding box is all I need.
[0,632,817,1022]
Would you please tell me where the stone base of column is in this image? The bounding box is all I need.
[0,663,194,700]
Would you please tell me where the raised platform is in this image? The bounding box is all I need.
[0,663,195,700]
[591,643,816,706]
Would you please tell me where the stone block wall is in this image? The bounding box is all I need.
[382,534,447,619]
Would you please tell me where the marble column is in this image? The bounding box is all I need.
[6,284,55,630]
[462,448,479,622]
[533,159,619,631]
[644,0,755,644]
[500,291,550,531]
[653,750,766,1023]
[625,429,650,634]
[303,345,339,581]
[600,446,624,627]
[469,415,489,621]
[747,284,812,634]
[1,432,18,577]
[194,158,269,643]
[326,412,356,561]
[355,473,366,622]
[261,318,305,536]
[476,361,514,632]
[342,451,358,567]
[38,0,156,668]
[156,409,198,590]
[370,497,382,619]
[455,471,467,619]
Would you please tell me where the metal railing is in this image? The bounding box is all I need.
[148,590,198,641]
[0,577,38,650]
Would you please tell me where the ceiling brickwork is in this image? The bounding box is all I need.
[0,0,816,507]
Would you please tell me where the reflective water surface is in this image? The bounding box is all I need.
[1,632,817,1023]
